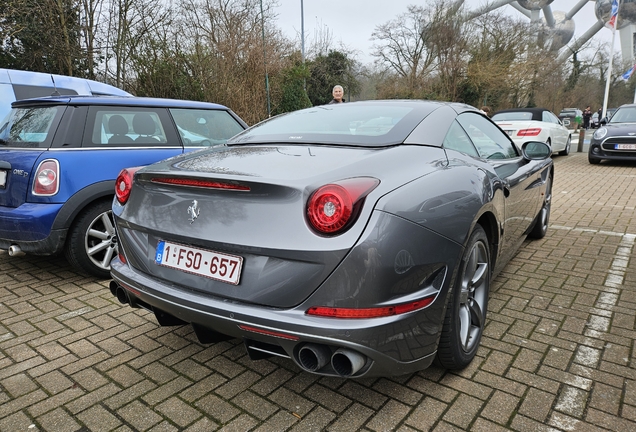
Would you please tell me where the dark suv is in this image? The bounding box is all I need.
[0,96,247,278]
[558,108,583,130]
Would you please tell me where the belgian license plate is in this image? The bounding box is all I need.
[616,144,636,150]
[0,170,5,188]
[155,240,243,285]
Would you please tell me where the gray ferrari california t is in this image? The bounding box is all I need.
[109,100,553,378]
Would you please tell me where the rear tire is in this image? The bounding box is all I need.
[436,225,490,370]
[528,174,552,239]
[64,199,118,279]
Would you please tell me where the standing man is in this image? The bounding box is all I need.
[329,85,345,104]
[583,106,592,130]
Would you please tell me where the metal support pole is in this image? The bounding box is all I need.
[260,0,271,117]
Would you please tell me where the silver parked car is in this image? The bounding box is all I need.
[109,100,553,377]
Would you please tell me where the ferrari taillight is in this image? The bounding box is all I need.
[307,177,379,235]
[33,159,60,196]
[115,167,142,204]
[517,128,542,136]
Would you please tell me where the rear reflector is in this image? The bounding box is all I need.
[239,325,299,341]
[151,177,250,191]
[306,296,436,318]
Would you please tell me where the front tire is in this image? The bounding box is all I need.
[436,225,490,370]
[64,200,118,279]
[588,154,601,164]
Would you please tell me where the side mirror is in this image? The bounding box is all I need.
[521,141,551,160]
[600,117,608,125]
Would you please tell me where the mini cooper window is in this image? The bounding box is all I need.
[89,108,170,146]
[170,108,245,147]
[457,113,519,160]
[0,106,64,148]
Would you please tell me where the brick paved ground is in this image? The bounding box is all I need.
[1,149,636,431]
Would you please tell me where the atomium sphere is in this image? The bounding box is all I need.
[518,0,555,10]
[596,0,636,30]
[540,11,575,51]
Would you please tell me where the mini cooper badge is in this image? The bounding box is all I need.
[187,200,200,224]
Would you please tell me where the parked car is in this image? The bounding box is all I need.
[492,107,571,156]
[0,96,247,278]
[109,100,553,378]
[558,108,583,130]
[0,68,130,123]
[589,103,636,164]
[591,112,600,129]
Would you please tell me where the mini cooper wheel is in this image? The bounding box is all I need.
[436,225,490,370]
[528,174,552,239]
[65,200,118,278]
[588,154,601,164]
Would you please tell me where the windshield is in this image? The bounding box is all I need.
[492,112,533,121]
[608,107,636,123]
[0,106,64,148]
[228,103,433,147]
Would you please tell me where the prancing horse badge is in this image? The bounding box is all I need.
[187,200,200,224]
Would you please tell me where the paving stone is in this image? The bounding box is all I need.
[118,400,163,431]
[365,400,411,431]
[232,390,279,420]
[404,396,447,430]
[195,394,241,423]
[76,405,122,431]
[36,407,82,431]
[519,387,557,422]
[155,396,202,427]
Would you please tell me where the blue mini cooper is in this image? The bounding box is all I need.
[0,96,247,278]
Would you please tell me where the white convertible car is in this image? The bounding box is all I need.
[492,108,571,156]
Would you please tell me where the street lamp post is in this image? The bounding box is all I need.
[260,0,271,117]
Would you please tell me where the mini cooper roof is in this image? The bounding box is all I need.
[11,95,230,110]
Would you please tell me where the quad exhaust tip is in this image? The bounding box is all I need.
[298,344,332,372]
[331,348,366,377]
[298,344,367,377]
[109,281,130,305]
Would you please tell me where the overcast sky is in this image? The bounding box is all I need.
[273,0,615,65]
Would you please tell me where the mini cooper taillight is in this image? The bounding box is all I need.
[33,159,60,196]
[115,167,142,204]
[307,177,379,235]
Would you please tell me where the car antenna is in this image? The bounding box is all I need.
[50,75,61,97]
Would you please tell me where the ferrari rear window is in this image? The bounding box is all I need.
[0,106,64,148]
[228,103,432,147]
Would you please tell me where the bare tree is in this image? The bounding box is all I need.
[102,0,172,89]
[371,5,435,96]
